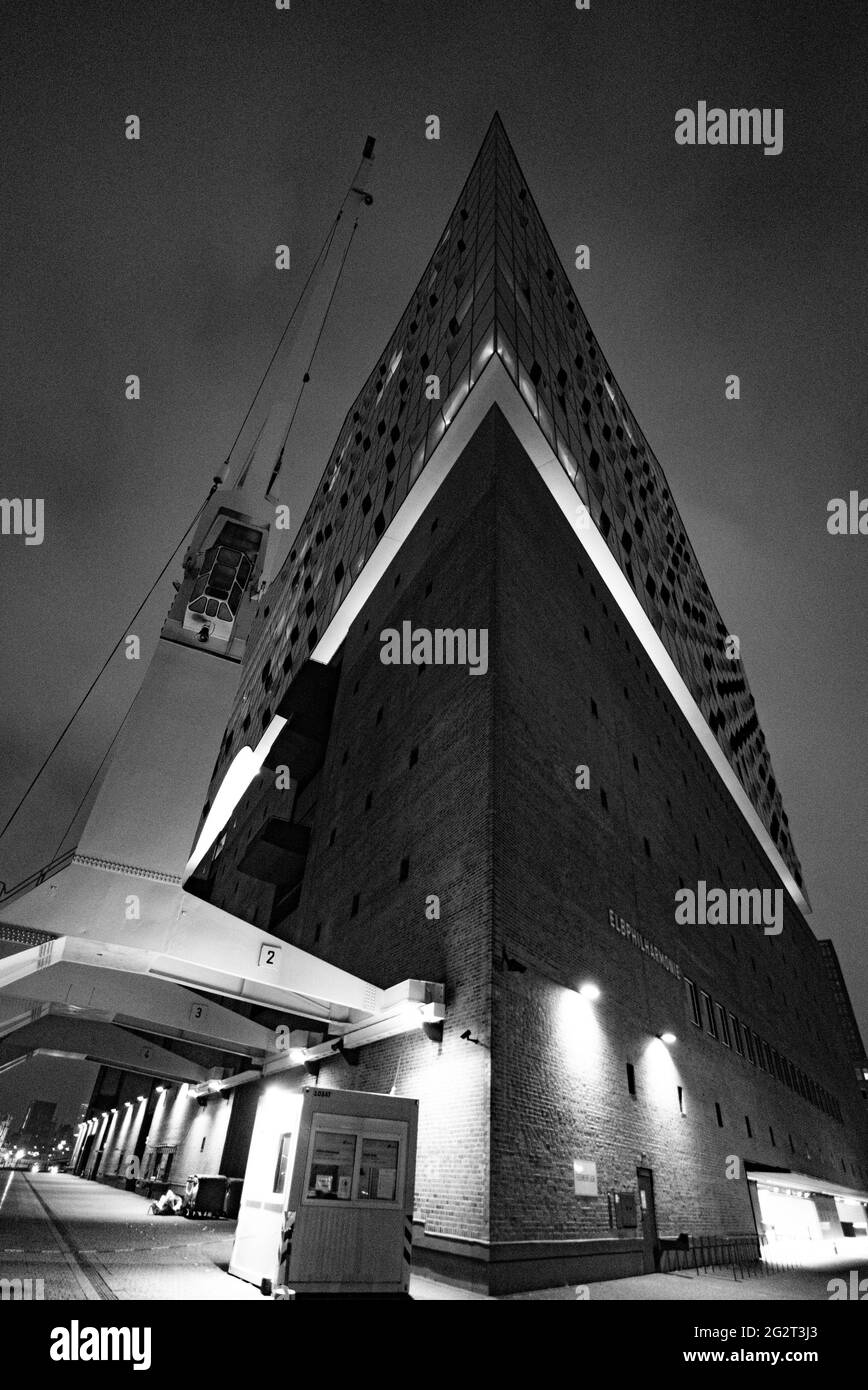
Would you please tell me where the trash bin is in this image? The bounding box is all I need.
[184,1174,228,1219]
[224,1177,243,1220]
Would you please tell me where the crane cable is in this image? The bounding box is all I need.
[268,215,362,494]
[0,483,218,851]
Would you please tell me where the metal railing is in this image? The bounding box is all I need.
[660,1232,763,1279]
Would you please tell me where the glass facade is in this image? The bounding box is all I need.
[204,115,803,890]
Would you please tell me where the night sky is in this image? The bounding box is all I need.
[1,0,866,1128]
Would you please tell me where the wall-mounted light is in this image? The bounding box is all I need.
[155,1086,166,1094]
[658,1032,677,1046]
[579,982,601,1001]
[501,947,527,973]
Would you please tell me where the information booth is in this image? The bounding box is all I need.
[230,1083,418,1296]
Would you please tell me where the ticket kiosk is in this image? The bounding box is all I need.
[285,1086,418,1295]
[230,1083,418,1296]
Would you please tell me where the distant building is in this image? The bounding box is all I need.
[22,1099,56,1144]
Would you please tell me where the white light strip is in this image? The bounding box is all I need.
[196,353,809,915]
[185,715,287,879]
[484,358,810,915]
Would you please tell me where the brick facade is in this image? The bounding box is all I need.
[198,406,868,1292]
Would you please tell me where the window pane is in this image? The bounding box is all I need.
[356,1137,399,1202]
[273,1132,292,1194]
[306,1130,356,1200]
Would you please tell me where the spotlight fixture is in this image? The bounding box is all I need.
[579,982,601,1001]
[423,1020,444,1043]
[658,1031,677,1046]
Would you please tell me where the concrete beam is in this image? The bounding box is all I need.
[0,858,385,1022]
[0,1015,209,1082]
[0,938,275,1057]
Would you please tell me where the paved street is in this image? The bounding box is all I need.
[0,1170,260,1301]
[2,1171,866,1302]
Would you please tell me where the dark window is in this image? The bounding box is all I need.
[677,1086,685,1116]
[600,787,608,810]
[350,893,359,917]
[591,698,598,718]
[364,791,373,811]
[685,978,701,1027]
[409,746,419,767]
[715,1102,723,1128]
[745,1115,752,1138]
[273,1133,293,1194]
[626,1063,636,1096]
[701,991,718,1038]
[399,857,410,882]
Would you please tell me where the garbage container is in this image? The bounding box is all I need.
[224,1177,243,1220]
[184,1174,228,1219]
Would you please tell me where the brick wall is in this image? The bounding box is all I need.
[489,406,868,1248]
[203,404,867,1283]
